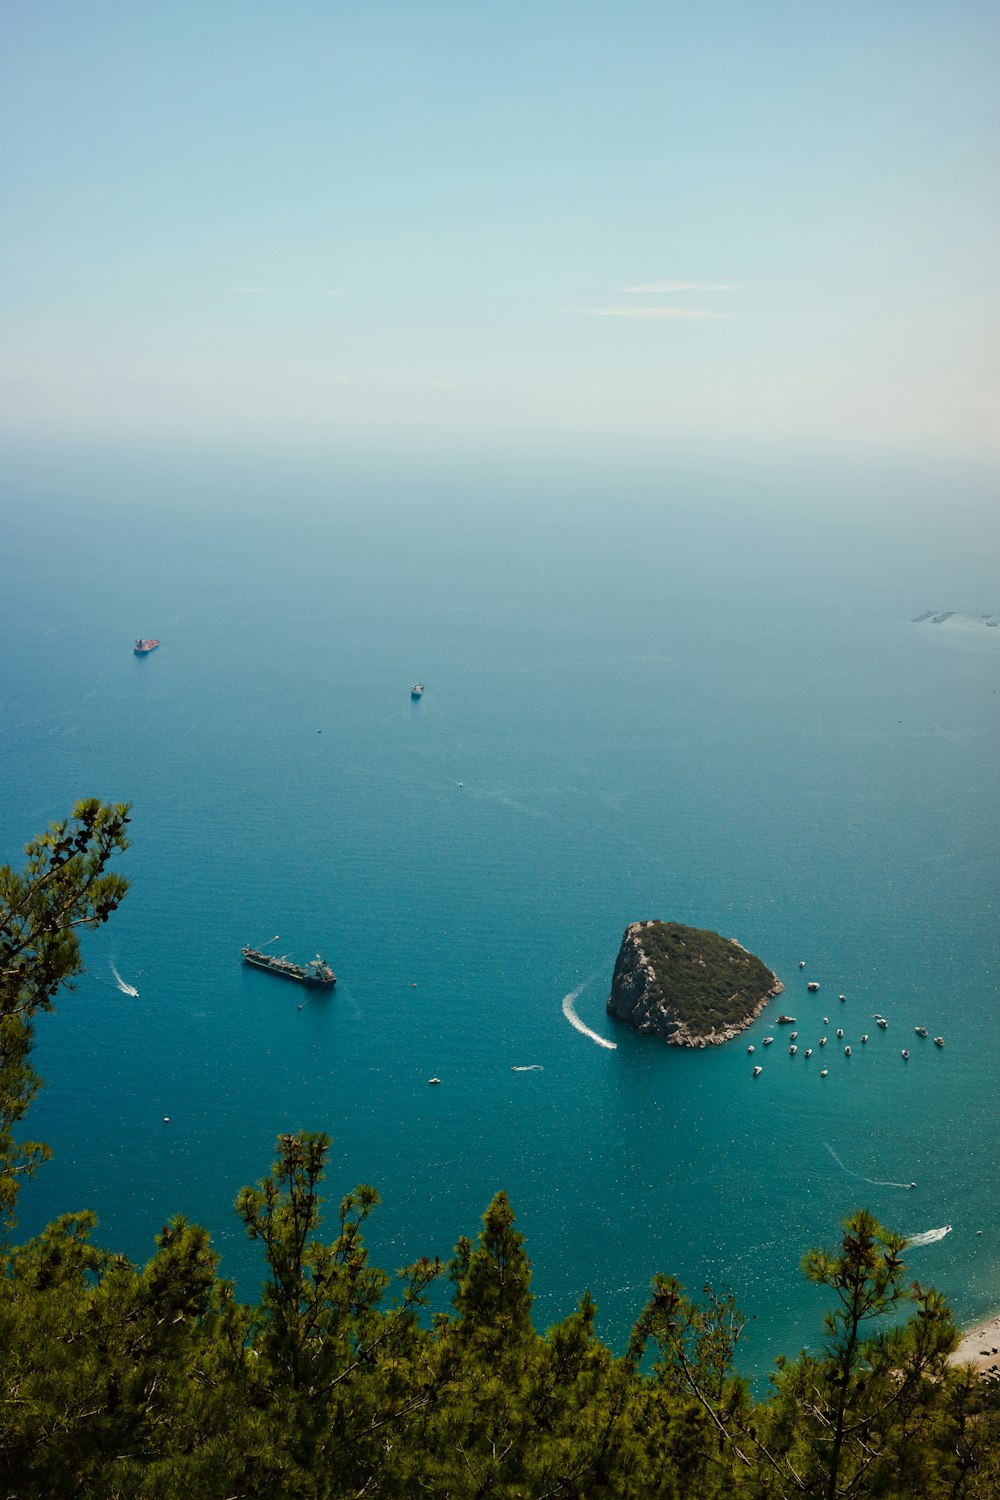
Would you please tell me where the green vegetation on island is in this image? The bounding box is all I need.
[2,805,999,1498]
[608,920,782,1044]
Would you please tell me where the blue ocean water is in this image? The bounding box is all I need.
[2,444,998,1376]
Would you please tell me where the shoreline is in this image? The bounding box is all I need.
[950,1314,1000,1374]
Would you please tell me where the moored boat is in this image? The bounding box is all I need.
[133,638,159,654]
[241,947,336,987]
[807,980,820,992]
[411,683,425,698]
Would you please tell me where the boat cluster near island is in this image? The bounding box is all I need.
[749,967,944,1077]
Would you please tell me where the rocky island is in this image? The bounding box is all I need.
[607,920,782,1046]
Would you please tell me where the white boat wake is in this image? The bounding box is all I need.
[111,964,139,998]
[511,1064,544,1072]
[906,1225,953,1248]
[561,981,617,1050]
[824,1143,914,1189]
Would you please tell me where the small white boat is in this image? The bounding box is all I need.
[819,1036,827,1046]
[789,1031,798,1040]
[820,1068,829,1077]
[934,1036,945,1047]
[901,1050,909,1060]
[789,1044,797,1054]
[804,1047,812,1057]
[747,1044,755,1053]
[807,981,820,992]
[844,1045,852,1056]
[428,1077,441,1085]
[839,993,846,1002]
[876,1017,888,1030]
[753,1065,763,1076]
[915,1026,928,1037]
[762,1036,774,1046]
[799,960,806,969]
[861,1034,869,1043]
[836,1028,844,1039]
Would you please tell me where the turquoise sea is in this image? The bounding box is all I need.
[2,442,999,1378]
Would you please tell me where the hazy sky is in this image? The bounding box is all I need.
[3,2,999,457]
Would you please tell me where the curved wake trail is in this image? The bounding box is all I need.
[111,964,139,997]
[824,1142,915,1190]
[906,1226,953,1248]
[561,981,617,1050]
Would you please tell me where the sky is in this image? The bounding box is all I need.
[2,1,999,459]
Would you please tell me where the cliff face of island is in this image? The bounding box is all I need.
[607,921,782,1047]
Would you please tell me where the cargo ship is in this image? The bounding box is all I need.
[134,639,160,654]
[241,947,336,987]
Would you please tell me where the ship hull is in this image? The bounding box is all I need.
[241,949,336,986]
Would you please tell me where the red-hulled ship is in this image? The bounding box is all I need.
[241,947,336,987]
[134,639,160,654]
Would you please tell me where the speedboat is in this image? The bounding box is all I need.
[934,1036,945,1047]
[915,1026,928,1037]
[820,1068,829,1077]
[789,1044,797,1054]
[753,1065,763,1076]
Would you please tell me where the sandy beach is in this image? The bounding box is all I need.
[950,1314,1000,1373]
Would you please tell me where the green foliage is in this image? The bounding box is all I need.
[0,798,130,1230]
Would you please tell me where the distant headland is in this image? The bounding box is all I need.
[607,921,782,1047]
